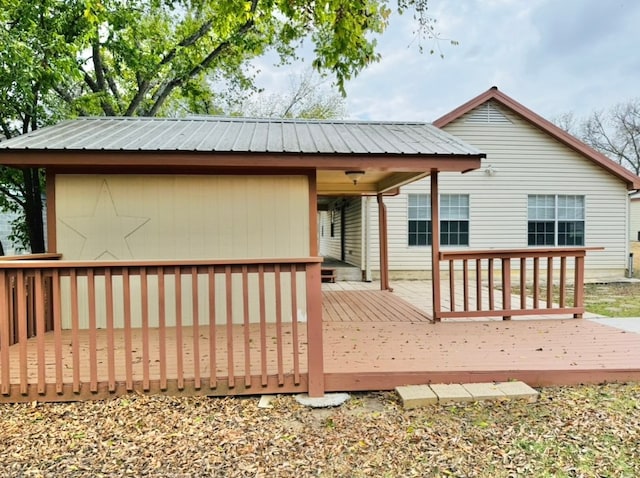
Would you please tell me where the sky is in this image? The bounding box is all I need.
[252,0,640,123]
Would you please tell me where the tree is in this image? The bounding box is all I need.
[1,0,438,252]
[219,70,346,119]
[580,101,640,175]
[554,101,640,176]
[0,0,87,253]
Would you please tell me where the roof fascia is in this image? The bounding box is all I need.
[0,150,483,174]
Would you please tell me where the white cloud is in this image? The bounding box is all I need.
[250,0,640,122]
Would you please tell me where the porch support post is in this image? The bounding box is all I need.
[306,172,325,397]
[306,262,324,396]
[377,193,390,291]
[45,169,57,253]
[573,253,585,319]
[431,170,442,322]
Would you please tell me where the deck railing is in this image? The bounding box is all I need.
[0,257,323,402]
[435,247,601,321]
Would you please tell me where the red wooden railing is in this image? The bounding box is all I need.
[0,257,323,402]
[435,247,602,321]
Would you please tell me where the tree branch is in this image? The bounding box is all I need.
[82,63,117,116]
[0,119,14,140]
[92,41,107,92]
[160,19,215,67]
[0,182,26,207]
[123,17,220,116]
[145,1,259,117]
[125,76,151,116]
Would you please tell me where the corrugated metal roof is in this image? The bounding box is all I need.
[0,116,482,156]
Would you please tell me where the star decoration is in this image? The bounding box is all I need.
[60,181,150,260]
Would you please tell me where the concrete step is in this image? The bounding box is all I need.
[396,381,539,409]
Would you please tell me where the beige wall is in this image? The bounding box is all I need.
[56,174,309,260]
[55,174,310,328]
[370,101,631,279]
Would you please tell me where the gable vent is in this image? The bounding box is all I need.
[465,101,512,124]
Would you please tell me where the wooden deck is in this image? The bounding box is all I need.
[2,285,640,402]
[320,285,640,390]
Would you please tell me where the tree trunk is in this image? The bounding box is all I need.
[22,168,45,253]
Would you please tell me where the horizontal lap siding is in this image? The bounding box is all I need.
[318,209,341,260]
[55,175,310,328]
[372,103,630,276]
[343,198,362,268]
[318,198,361,268]
[56,175,309,260]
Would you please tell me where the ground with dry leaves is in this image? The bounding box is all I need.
[1,383,639,477]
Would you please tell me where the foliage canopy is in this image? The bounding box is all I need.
[0,0,436,252]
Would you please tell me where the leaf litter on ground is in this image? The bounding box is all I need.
[1,383,639,477]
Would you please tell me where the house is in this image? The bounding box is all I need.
[2,113,638,403]
[320,87,640,281]
[0,116,484,402]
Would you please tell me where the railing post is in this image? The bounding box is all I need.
[573,255,585,318]
[306,261,324,397]
[501,258,511,320]
[431,171,442,322]
[0,271,10,395]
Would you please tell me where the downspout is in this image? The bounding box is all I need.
[377,193,391,291]
[431,170,441,322]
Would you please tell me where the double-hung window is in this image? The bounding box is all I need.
[408,194,469,246]
[408,194,431,246]
[527,195,584,246]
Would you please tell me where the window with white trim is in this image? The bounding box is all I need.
[408,194,469,246]
[527,195,584,246]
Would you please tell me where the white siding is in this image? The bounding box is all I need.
[343,198,362,268]
[318,206,341,259]
[372,102,631,278]
[318,198,362,268]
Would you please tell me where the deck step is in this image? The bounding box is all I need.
[321,268,336,283]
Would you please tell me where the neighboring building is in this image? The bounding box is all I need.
[320,87,640,280]
[631,191,640,242]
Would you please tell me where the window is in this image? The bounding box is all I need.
[408,194,431,246]
[408,194,469,246]
[440,194,470,246]
[528,195,584,246]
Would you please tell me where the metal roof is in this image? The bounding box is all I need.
[0,116,482,156]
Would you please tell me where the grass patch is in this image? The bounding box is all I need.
[512,281,640,317]
[584,282,640,317]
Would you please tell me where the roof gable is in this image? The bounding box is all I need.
[433,87,640,190]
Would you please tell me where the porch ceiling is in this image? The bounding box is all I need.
[317,170,427,195]
[315,154,481,196]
